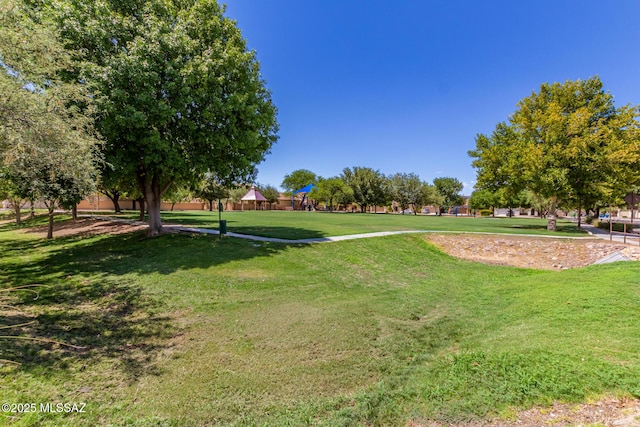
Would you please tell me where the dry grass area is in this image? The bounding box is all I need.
[425,234,640,270]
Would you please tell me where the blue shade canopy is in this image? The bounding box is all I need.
[294,184,315,194]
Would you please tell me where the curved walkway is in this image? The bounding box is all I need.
[170,224,630,245]
[83,215,639,265]
[168,224,639,266]
[167,226,430,243]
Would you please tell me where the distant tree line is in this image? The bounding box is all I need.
[278,168,465,215]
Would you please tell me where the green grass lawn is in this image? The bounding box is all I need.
[1,214,638,426]
[99,209,586,239]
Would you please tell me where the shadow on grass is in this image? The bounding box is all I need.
[3,225,321,281]
[0,224,321,379]
[0,214,53,233]
[158,211,239,227]
[42,228,315,275]
[1,278,172,382]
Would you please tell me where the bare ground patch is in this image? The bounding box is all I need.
[425,234,640,270]
[412,396,640,427]
[25,217,146,238]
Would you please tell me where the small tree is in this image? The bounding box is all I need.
[226,186,249,210]
[433,177,464,214]
[469,189,500,216]
[98,167,138,214]
[165,185,193,211]
[0,169,30,225]
[198,173,229,212]
[420,182,443,214]
[259,185,280,210]
[311,177,351,212]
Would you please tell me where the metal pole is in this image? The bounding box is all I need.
[609,204,613,241]
[218,197,222,239]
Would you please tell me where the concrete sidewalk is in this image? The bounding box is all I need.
[167,226,430,244]
[169,225,638,266]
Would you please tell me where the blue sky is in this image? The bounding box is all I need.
[224,1,640,195]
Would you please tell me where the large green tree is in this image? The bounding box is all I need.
[388,172,422,214]
[470,77,640,230]
[257,184,280,210]
[54,0,278,235]
[341,167,388,213]
[310,176,351,212]
[469,123,525,200]
[281,169,317,194]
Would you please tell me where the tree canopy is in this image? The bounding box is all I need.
[470,77,640,229]
[310,177,352,212]
[388,173,423,214]
[433,177,464,213]
[258,184,280,208]
[341,167,388,213]
[53,0,278,235]
[0,0,100,237]
[281,169,317,194]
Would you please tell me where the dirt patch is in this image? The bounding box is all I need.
[425,234,640,270]
[413,396,640,427]
[25,217,146,238]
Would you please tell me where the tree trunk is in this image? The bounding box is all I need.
[13,202,21,225]
[547,197,557,231]
[105,191,122,213]
[577,198,582,228]
[208,199,214,212]
[142,176,171,237]
[145,190,162,236]
[137,198,145,222]
[72,205,78,221]
[47,206,55,239]
[30,201,35,219]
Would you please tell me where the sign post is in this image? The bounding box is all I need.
[624,192,639,223]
